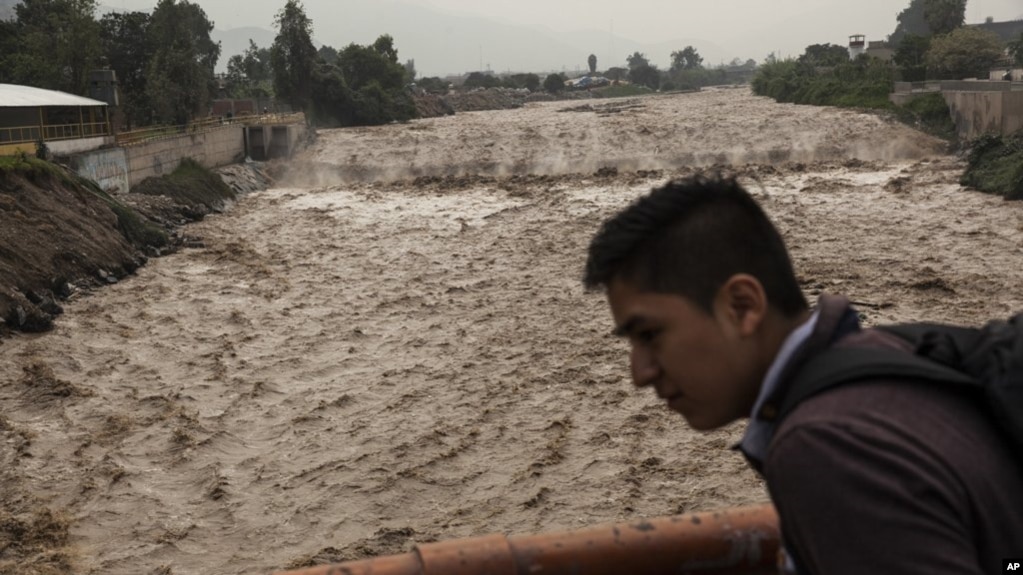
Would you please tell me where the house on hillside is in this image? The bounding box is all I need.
[0,84,113,157]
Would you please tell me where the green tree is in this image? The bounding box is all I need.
[0,19,23,84]
[99,10,153,128]
[225,40,273,98]
[923,0,965,36]
[271,0,317,114]
[629,63,660,89]
[926,27,1003,80]
[318,45,339,65]
[307,35,415,127]
[588,53,597,74]
[798,44,850,66]
[463,71,499,89]
[890,0,930,45]
[403,59,416,83]
[605,66,628,81]
[416,76,449,94]
[513,73,540,91]
[337,37,406,92]
[893,33,931,81]
[543,72,566,93]
[10,0,102,93]
[146,0,221,125]
[670,46,703,71]
[1010,33,1023,67]
[626,52,649,70]
[372,34,398,63]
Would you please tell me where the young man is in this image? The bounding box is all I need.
[583,174,1023,575]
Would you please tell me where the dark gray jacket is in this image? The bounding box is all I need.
[753,296,1023,575]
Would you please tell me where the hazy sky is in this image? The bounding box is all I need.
[106,0,1023,75]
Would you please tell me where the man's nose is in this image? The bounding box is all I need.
[630,346,660,388]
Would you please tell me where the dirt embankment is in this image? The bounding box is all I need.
[0,158,273,337]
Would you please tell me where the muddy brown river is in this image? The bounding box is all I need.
[2,88,1022,574]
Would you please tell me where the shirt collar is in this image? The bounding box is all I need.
[738,309,821,462]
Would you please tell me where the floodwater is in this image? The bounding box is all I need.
[2,88,1023,574]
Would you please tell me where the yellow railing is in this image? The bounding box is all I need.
[115,112,306,147]
[0,122,110,145]
[1,112,305,149]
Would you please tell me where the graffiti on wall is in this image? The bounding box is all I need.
[73,148,130,194]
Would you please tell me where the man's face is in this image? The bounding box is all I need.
[606,277,761,430]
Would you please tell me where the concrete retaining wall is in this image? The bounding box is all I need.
[944,90,1023,140]
[71,147,129,194]
[49,136,114,156]
[69,121,306,193]
[1004,92,1023,135]
[124,124,245,186]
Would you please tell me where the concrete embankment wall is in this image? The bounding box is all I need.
[891,80,1023,140]
[943,91,1023,140]
[71,123,306,194]
[125,124,245,184]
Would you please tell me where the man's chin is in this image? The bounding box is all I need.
[678,409,733,431]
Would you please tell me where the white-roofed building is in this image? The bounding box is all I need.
[1,83,113,156]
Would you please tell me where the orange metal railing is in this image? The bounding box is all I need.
[275,504,780,575]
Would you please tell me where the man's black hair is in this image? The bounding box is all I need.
[584,174,808,317]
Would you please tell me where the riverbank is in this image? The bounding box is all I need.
[0,155,274,337]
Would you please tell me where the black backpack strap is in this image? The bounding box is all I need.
[779,346,980,420]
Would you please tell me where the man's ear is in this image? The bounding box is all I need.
[714,274,767,337]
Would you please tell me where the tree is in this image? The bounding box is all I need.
[318,45,339,65]
[925,27,1004,80]
[629,63,660,90]
[798,44,850,67]
[626,52,649,70]
[0,20,18,84]
[463,71,499,89]
[403,59,416,83]
[670,46,703,71]
[923,0,965,36]
[543,72,566,93]
[337,37,406,92]
[605,66,628,81]
[1010,33,1023,67]
[225,40,273,99]
[372,34,398,64]
[893,33,931,81]
[99,10,153,128]
[10,0,102,94]
[146,0,220,125]
[890,0,930,45]
[271,0,317,114]
[588,53,597,74]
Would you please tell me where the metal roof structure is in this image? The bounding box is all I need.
[0,84,107,108]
